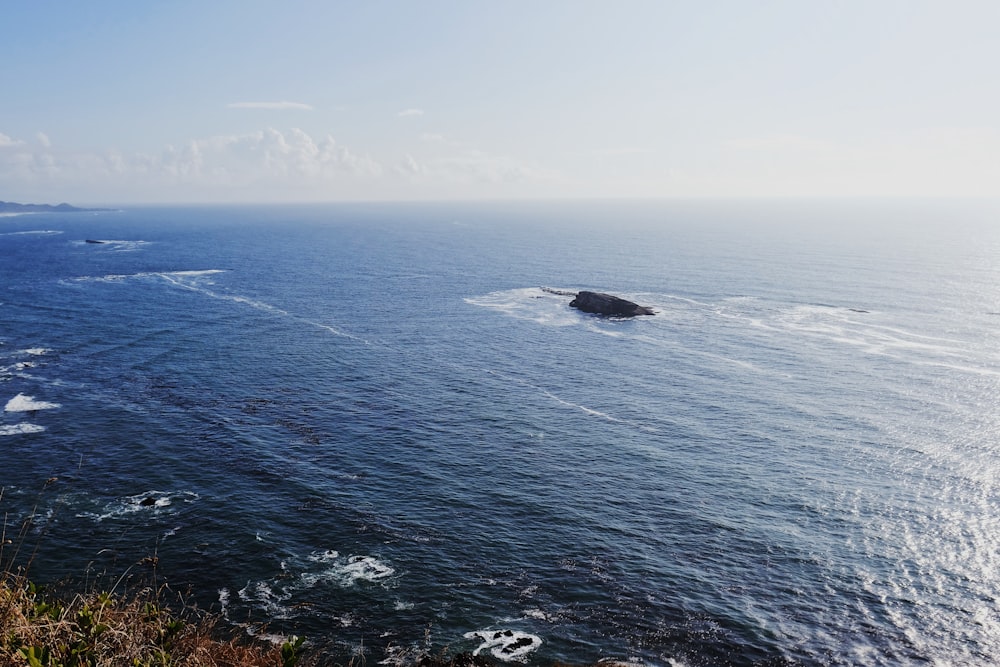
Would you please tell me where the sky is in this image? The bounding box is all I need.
[1,0,998,204]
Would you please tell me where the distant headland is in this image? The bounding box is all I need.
[0,200,110,214]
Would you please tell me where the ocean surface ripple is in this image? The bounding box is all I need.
[2,200,999,666]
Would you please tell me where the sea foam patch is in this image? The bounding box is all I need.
[4,393,60,412]
[464,630,542,662]
[1,361,33,375]
[237,580,295,620]
[77,239,151,252]
[0,423,46,436]
[301,551,396,587]
[235,549,396,623]
[76,490,200,522]
[465,287,580,327]
[74,269,225,284]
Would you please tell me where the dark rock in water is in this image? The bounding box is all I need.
[569,291,654,317]
[502,637,535,653]
[139,496,157,506]
[85,239,106,244]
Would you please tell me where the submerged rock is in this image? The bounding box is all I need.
[569,291,654,317]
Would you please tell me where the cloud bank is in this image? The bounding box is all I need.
[0,127,557,202]
[0,128,381,202]
[8,122,993,203]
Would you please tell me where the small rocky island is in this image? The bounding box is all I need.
[569,290,655,317]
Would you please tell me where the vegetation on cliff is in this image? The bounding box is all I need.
[0,558,309,667]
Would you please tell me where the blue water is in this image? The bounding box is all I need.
[2,200,999,665]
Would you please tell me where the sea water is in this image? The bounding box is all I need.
[1,199,999,665]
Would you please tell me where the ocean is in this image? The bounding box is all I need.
[1,199,999,666]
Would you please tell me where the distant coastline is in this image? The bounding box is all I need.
[0,200,110,215]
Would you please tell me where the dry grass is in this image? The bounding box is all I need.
[0,569,305,666]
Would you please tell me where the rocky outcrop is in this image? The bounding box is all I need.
[569,291,654,317]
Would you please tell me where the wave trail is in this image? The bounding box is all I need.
[73,269,365,342]
[485,370,658,432]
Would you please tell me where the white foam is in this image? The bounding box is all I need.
[20,348,51,356]
[540,389,623,422]
[300,552,395,587]
[0,361,36,374]
[521,608,557,622]
[0,229,63,235]
[0,423,46,436]
[77,239,151,251]
[598,659,655,667]
[769,304,1000,374]
[218,588,231,615]
[76,490,199,522]
[308,549,340,562]
[334,612,357,627]
[465,287,580,327]
[464,630,542,662]
[4,393,60,412]
[237,580,294,620]
[72,269,369,344]
[74,269,225,284]
[304,319,367,342]
[485,369,659,432]
[342,555,395,582]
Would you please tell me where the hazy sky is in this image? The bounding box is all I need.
[1,1,998,203]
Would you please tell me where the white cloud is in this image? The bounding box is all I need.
[227,101,315,111]
[395,154,425,176]
[0,127,385,202]
[397,108,424,117]
[36,132,51,147]
[155,128,383,184]
[0,133,25,147]
[0,125,568,201]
